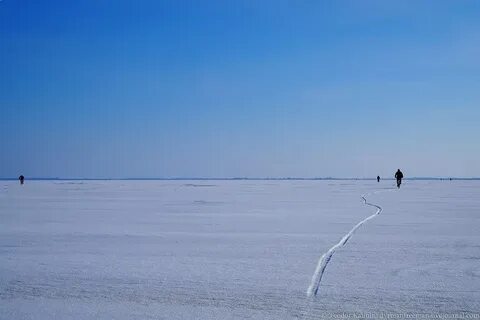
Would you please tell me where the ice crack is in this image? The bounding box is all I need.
[306,191,385,297]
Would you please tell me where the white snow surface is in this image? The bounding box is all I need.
[1,180,479,319]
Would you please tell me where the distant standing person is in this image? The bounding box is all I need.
[19,175,25,185]
[377,176,380,183]
[395,169,403,188]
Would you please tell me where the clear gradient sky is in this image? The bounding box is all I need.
[1,0,479,178]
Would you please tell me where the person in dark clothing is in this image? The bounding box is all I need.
[395,169,403,188]
[19,175,25,185]
[377,176,380,183]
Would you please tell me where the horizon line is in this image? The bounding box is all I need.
[1,177,480,181]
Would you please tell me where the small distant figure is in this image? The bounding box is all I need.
[19,175,25,185]
[394,169,403,188]
[377,176,380,183]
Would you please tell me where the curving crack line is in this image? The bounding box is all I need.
[306,191,387,297]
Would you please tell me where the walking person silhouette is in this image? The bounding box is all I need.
[395,169,403,188]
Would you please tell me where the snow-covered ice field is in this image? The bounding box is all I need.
[1,180,479,319]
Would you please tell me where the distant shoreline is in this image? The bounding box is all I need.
[1,177,479,181]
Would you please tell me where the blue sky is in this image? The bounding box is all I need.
[1,0,479,178]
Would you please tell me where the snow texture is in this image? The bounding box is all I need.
[1,180,479,319]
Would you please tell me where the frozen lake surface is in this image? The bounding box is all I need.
[1,180,479,319]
